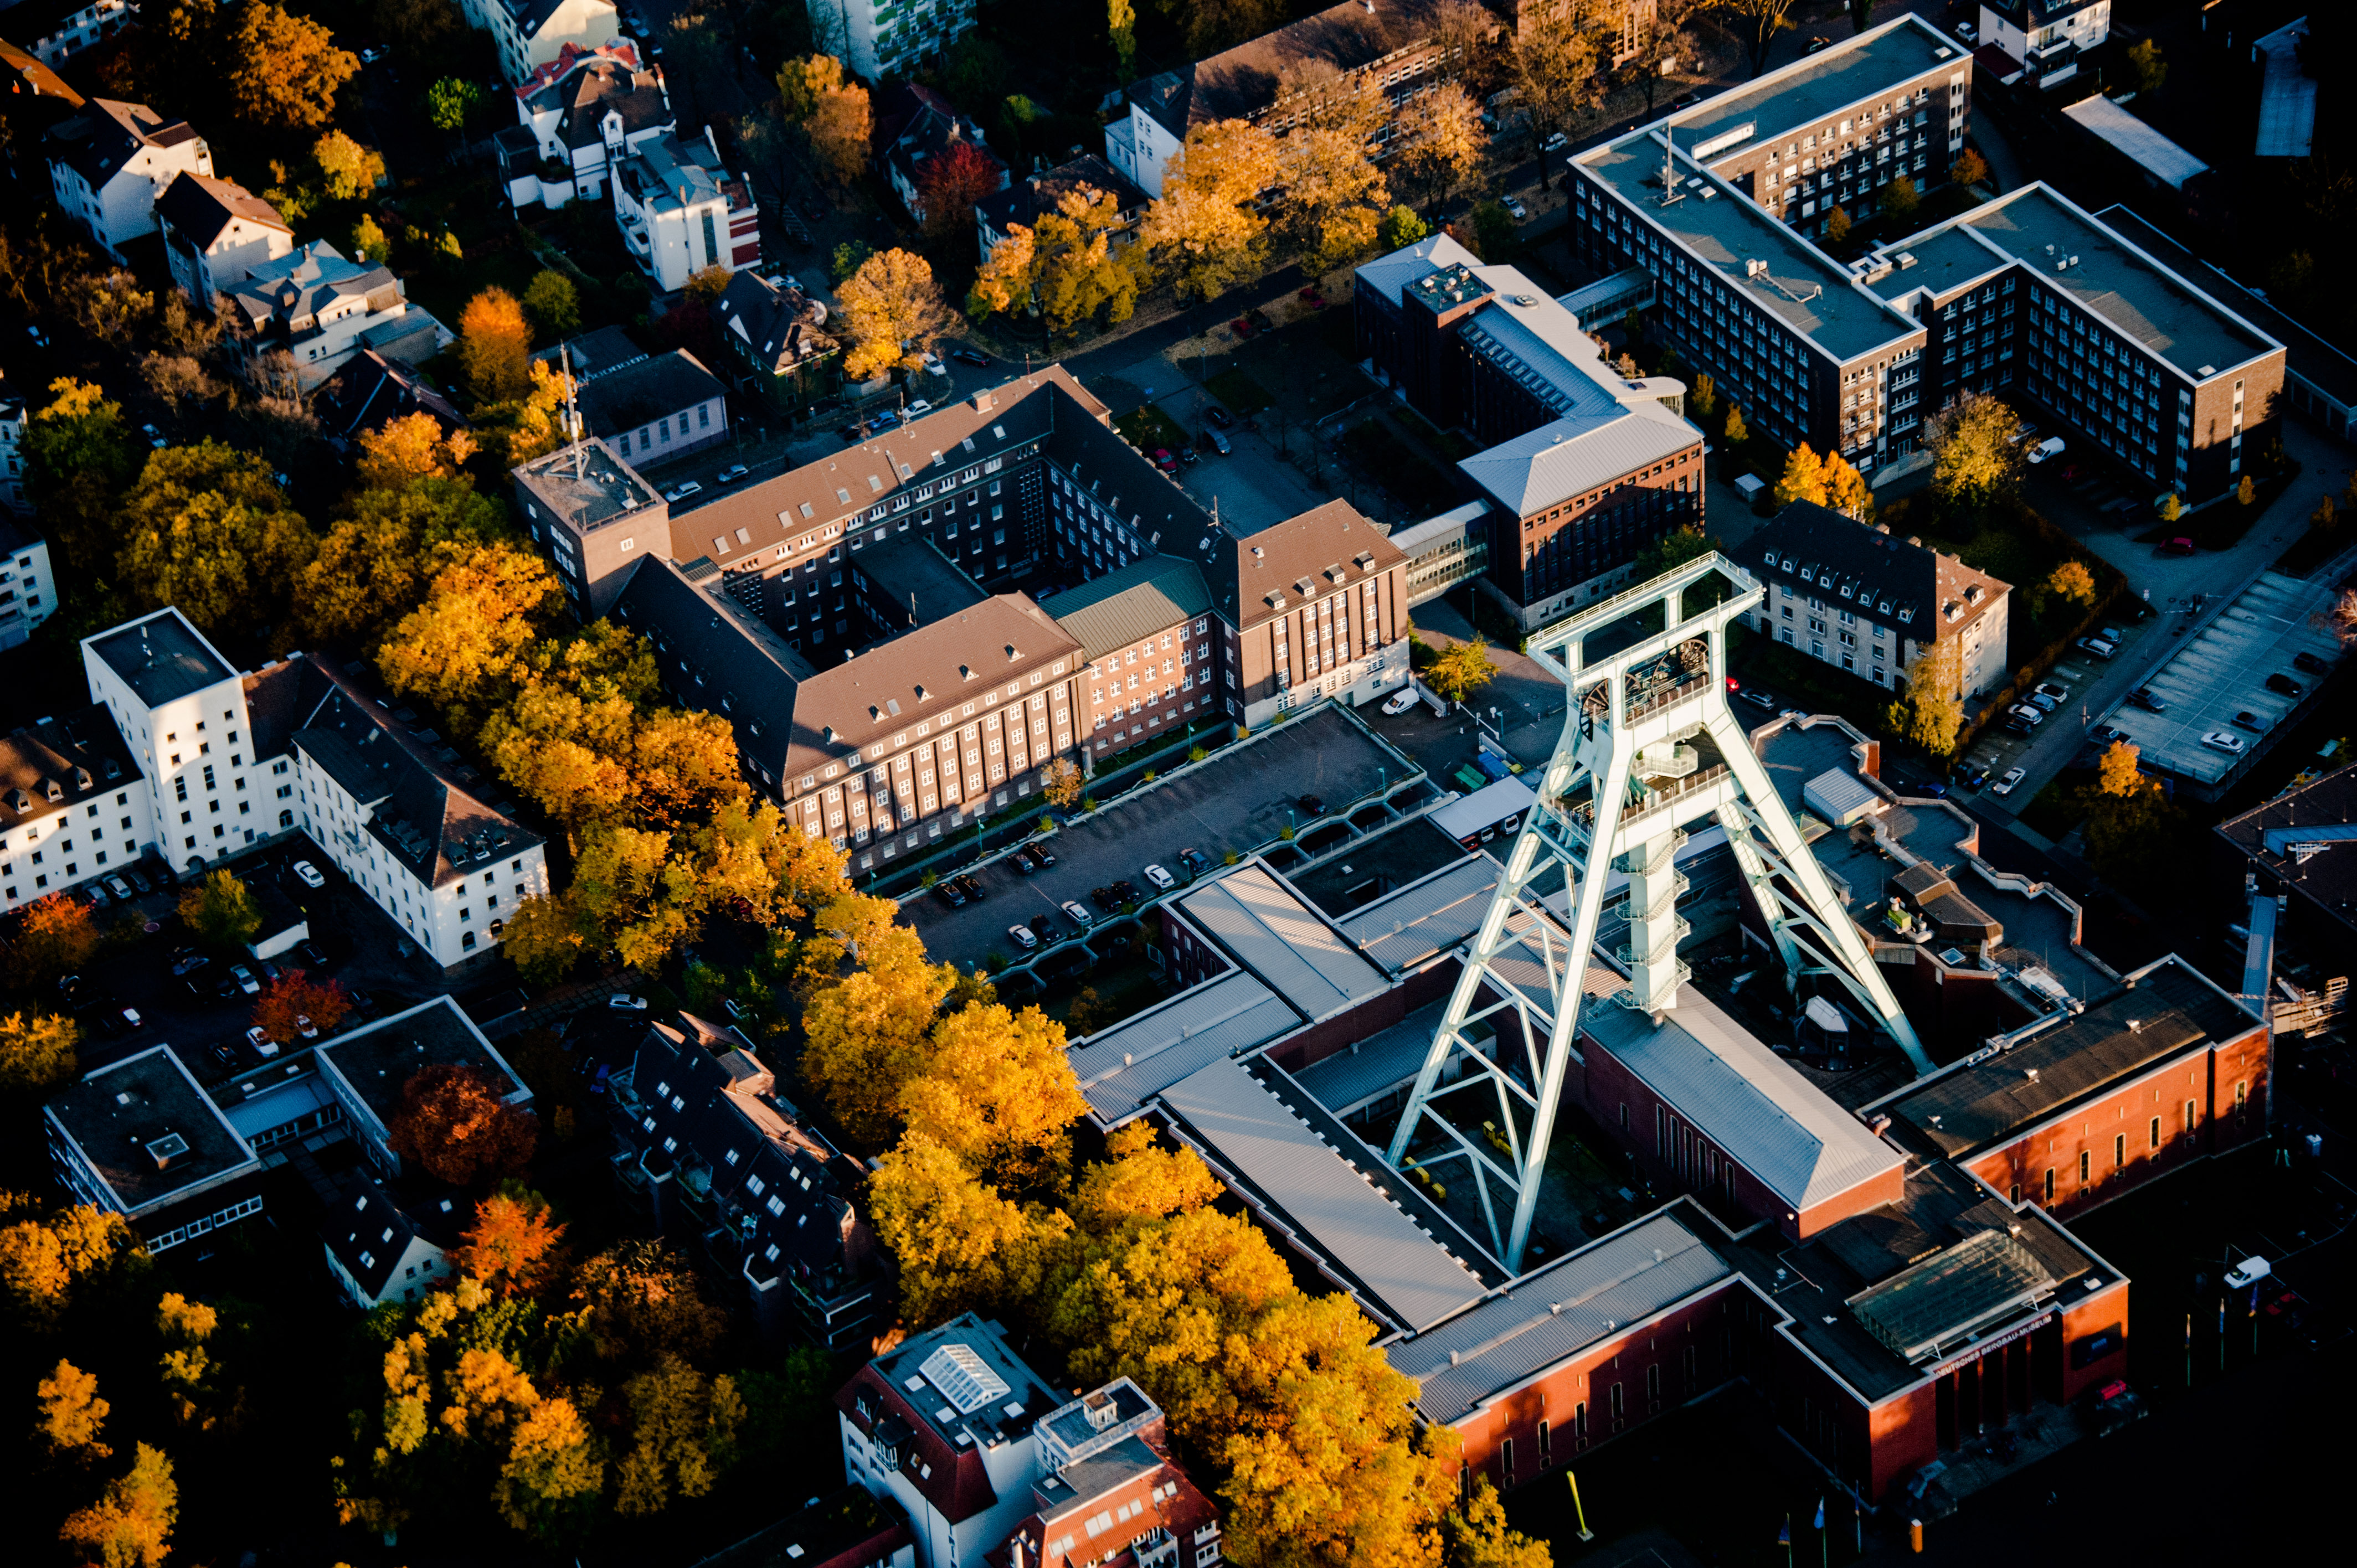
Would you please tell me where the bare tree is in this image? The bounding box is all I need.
[1627,0,1703,117]
[1720,0,1799,78]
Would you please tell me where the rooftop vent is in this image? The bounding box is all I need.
[146,1132,190,1169]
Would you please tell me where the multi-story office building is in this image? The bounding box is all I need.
[1041,556,1224,756]
[44,1043,265,1255]
[1567,16,2282,502]
[1356,234,1706,628]
[810,0,977,85]
[459,0,623,87]
[1742,501,2011,697]
[1218,502,1410,728]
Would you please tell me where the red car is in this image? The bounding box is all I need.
[1152,448,1178,472]
[1229,317,1257,338]
[1298,287,1327,308]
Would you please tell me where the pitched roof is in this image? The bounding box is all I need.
[835,1313,1059,1526]
[1220,499,1402,631]
[611,554,811,785]
[1747,501,2011,642]
[1126,0,1459,130]
[0,707,142,833]
[1459,400,1700,516]
[714,270,836,375]
[975,154,1147,235]
[1039,555,1212,660]
[227,241,400,331]
[514,36,645,100]
[44,99,199,189]
[321,1181,461,1300]
[0,38,82,106]
[153,171,289,251]
[574,348,726,436]
[312,350,467,442]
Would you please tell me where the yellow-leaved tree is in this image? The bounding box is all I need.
[1139,120,1281,301]
[836,249,955,381]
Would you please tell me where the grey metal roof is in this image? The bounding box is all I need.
[1295,1003,1448,1117]
[1341,854,1501,974]
[1067,969,1299,1125]
[1665,14,1965,170]
[1582,983,1905,1211]
[1458,400,1701,518]
[2061,95,2209,190]
[1042,555,1213,662]
[1176,864,1387,1020]
[1159,1056,1485,1332]
[1389,1210,1734,1424]
[1354,231,1481,307]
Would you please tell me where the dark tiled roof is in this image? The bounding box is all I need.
[574,348,726,437]
[44,98,195,190]
[85,609,236,706]
[534,324,645,376]
[611,555,809,785]
[1120,0,1457,130]
[240,656,333,765]
[312,350,468,442]
[0,707,142,832]
[154,171,287,250]
[1222,498,1402,630]
[1747,501,2010,643]
[975,154,1146,235]
[714,271,835,375]
[320,1180,462,1299]
[2214,761,2357,929]
[531,56,670,152]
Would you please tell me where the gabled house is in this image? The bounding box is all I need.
[459,0,624,87]
[975,153,1146,263]
[7,0,131,65]
[873,84,1005,227]
[713,270,837,387]
[156,172,292,305]
[321,1181,463,1308]
[314,350,469,446]
[44,97,212,258]
[606,1014,886,1347]
[575,348,730,463]
[611,127,759,292]
[0,705,150,906]
[493,38,673,210]
[224,240,451,390]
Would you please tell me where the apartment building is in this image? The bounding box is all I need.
[713,270,838,386]
[993,1380,1223,1568]
[1041,556,1222,759]
[459,0,623,86]
[810,0,977,85]
[1356,234,1706,628]
[44,97,212,258]
[611,127,759,291]
[1977,1,2109,87]
[1105,0,1461,198]
[43,1044,265,1255]
[315,998,535,1177]
[1742,501,2010,697]
[0,708,151,911]
[1219,501,1410,728]
[0,513,51,642]
[605,1013,886,1347]
[7,0,130,65]
[0,383,22,515]
[224,241,451,390]
[493,39,672,210]
[156,172,292,304]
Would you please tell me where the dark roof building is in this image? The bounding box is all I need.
[1039,555,1213,662]
[153,169,286,253]
[974,153,1146,256]
[689,1487,914,1568]
[872,83,1006,225]
[714,270,837,381]
[43,1044,266,1253]
[573,347,729,458]
[2214,761,2357,946]
[314,349,469,443]
[320,1180,464,1308]
[315,997,533,1177]
[613,555,812,787]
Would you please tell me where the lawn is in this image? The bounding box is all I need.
[1205,367,1275,414]
[2017,775,2087,841]
[1114,404,1192,453]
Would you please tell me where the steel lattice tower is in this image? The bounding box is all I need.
[1386,553,1930,1270]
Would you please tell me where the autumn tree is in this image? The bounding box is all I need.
[1276,65,1390,273]
[459,286,534,404]
[60,1442,177,1568]
[1952,148,1990,188]
[776,53,847,120]
[1722,0,1799,77]
[291,479,505,651]
[1394,80,1483,215]
[251,968,351,1045]
[870,1131,1073,1325]
[225,4,359,131]
[37,1360,110,1460]
[0,1203,141,1329]
[354,411,475,491]
[0,1012,81,1096]
[917,139,1006,239]
[968,188,1149,337]
[1825,203,1852,245]
[1625,0,1702,116]
[898,1002,1088,1192]
[1506,0,1604,181]
[377,543,564,737]
[1724,404,1749,443]
[2045,559,2097,608]
[1041,757,1084,809]
[807,76,873,188]
[836,249,954,381]
[156,1290,223,1428]
[522,270,582,339]
[615,1356,744,1515]
[1444,1478,1552,1568]
[568,1241,728,1366]
[451,1186,566,1296]
[64,270,155,348]
[800,920,961,1147]
[1425,636,1499,704]
[388,1064,538,1186]
[1884,638,1964,759]
[7,896,99,991]
[2126,38,2167,95]
[178,870,262,949]
[495,1397,602,1540]
[141,352,219,416]
[1926,388,2024,513]
[1140,120,1280,301]
[1774,442,1827,508]
[1110,0,1136,77]
[24,378,141,570]
[2081,741,2176,885]
[314,130,386,199]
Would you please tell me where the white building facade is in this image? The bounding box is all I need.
[611,128,760,291]
[811,0,977,84]
[0,709,153,912]
[44,99,213,259]
[460,0,624,86]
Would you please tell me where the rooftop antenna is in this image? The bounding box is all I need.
[1659,131,1684,207]
[562,342,587,479]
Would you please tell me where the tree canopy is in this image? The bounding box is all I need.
[1424,637,1500,704]
[387,1064,539,1186]
[1926,389,2023,512]
[836,249,954,381]
[1140,120,1280,302]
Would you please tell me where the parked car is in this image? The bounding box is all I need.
[1177,444,1198,465]
[1111,878,1140,905]
[663,481,703,502]
[141,422,167,449]
[1176,847,1210,875]
[1992,766,2027,797]
[1204,405,1234,429]
[1955,762,1990,790]
[1090,885,1120,911]
[2026,691,2062,714]
[2203,731,2247,755]
[230,964,260,996]
[2090,726,2129,747]
[1007,923,1038,951]
[1061,900,1095,927]
[2233,710,2268,732]
[1030,914,1060,943]
[2076,636,2117,659]
[2006,704,2046,726]
[1229,317,1258,339]
[607,994,650,1011]
[950,347,991,367]
[920,352,948,378]
[245,1026,279,1057]
[169,950,210,977]
[2294,651,2331,675]
[295,940,329,969]
[293,860,326,889]
[1502,196,1529,221]
[935,881,968,909]
[125,867,153,895]
[295,1014,319,1039]
[27,324,49,348]
[953,873,985,901]
[1143,864,1176,891]
[1297,287,1327,307]
[83,884,110,908]
[2157,537,2196,557]
[1203,427,1232,455]
[905,398,935,416]
[2128,687,2167,712]
[1152,448,1178,472]
[1955,21,1977,42]
[2266,673,2305,697]
[716,464,752,483]
[1008,847,1038,875]
[2025,436,2066,465]
[1541,130,1568,152]
[1382,687,1419,715]
[105,876,133,901]
[1028,843,1057,869]
[1298,794,1325,815]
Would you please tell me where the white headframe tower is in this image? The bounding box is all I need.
[1386,554,1929,1270]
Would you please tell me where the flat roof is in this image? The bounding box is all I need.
[83,610,237,707]
[1574,130,1921,364]
[1175,863,1387,1021]
[2104,570,2341,784]
[513,436,665,534]
[1337,853,1501,974]
[316,996,527,1133]
[1866,223,2012,304]
[1877,958,2261,1157]
[2061,94,2210,190]
[1160,1056,1486,1332]
[1670,14,1967,166]
[1066,969,1300,1126]
[1904,184,2279,380]
[1427,776,1536,841]
[1848,1225,2055,1364]
[1389,1209,1733,1425]
[45,1045,258,1215]
[1581,974,1906,1211]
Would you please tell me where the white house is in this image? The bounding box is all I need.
[7,0,132,65]
[459,0,624,87]
[0,706,151,910]
[224,240,452,390]
[1977,2,2109,86]
[155,171,292,305]
[313,998,536,1176]
[321,1182,461,1308]
[611,127,759,291]
[573,348,730,463]
[809,0,976,84]
[493,38,672,210]
[44,98,212,259]
[0,376,30,516]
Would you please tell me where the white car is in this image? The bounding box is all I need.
[1007,923,1038,950]
[2025,436,2066,465]
[1061,900,1095,927]
[141,423,167,449]
[1955,22,1977,43]
[292,860,326,889]
[1142,864,1176,891]
[2201,731,2246,755]
[1502,196,1530,221]
[2225,1256,2271,1290]
[716,464,751,483]
[607,993,650,1011]
[1541,131,1567,153]
[921,352,949,378]
[1382,688,1419,715]
[663,481,703,503]
[905,398,935,416]
[1991,766,2026,797]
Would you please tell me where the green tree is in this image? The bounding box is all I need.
[615,1357,744,1515]
[1109,0,1136,79]
[225,3,359,131]
[351,213,392,262]
[428,75,482,133]
[178,869,263,948]
[59,1442,176,1568]
[0,1011,80,1096]
[827,240,872,284]
[313,130,385,199]
[1466,198,1517,265]
[1880,174,1920,223]
[1926,388,2023,513]
[522,270,582,339]
[2126,38,2167,95]
[1883,639,1964,758]
[1424,636,1499,704]
[1630,523,1713,583]
[1377,204,1430,250]
[115,441,314,636]
[23,378,139,571]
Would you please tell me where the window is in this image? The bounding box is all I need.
[2149,1116,2162,1150]
[2113,1133,2125,1170]
[2078,1150,2090,1185]
[1500,1437,1514,1474]
[2044,1168,2055,1203]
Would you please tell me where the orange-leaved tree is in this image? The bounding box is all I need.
[451,1187,567,1297]
[251,967,351,1045]
[388,1064,538,1186]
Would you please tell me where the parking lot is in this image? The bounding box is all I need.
[902,709,1409,969]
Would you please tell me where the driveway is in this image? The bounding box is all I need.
[900,709,1404,968]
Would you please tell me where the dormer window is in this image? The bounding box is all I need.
[1799,567,1813,583]
[1840,584,1854,599]
[1762,548,1777,565]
